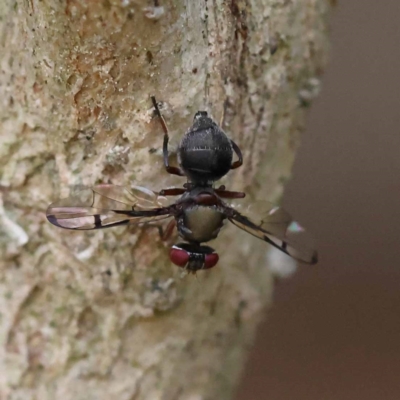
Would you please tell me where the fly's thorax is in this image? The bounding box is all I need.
[178,114,233,183]
[177,205,225,243]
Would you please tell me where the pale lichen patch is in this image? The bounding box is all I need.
[143,5,165,20]
[0,196,29,254]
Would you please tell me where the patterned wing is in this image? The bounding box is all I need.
[46,184,173,230]
[225,199,317,264]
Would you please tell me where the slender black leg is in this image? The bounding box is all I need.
[139,219,176,241]
[161,219,176,241]
[215,185,245,198]
[151,96,185,177]
[159,188,187,196]
[214,189,245,199]
[230,140,243,170]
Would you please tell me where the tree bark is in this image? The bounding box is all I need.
[0,1,332,399]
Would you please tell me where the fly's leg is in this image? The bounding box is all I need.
[191,190,245,204]
[151,96,185,177]
[214,189,245,199]
[137,219,176,242]
[215,185,245,198]
[159,188,187,196]
[160,219,176,241]
[230,140,243,170]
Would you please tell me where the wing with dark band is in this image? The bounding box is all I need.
[46,184,173,230]
[225,200,318,264]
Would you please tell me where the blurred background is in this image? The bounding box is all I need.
[236,1,400,399]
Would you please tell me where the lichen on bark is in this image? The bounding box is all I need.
[0,0,332,399]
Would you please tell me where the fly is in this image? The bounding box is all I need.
[46,97,318,272]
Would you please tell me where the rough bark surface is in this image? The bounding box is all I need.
[0,1,332,399]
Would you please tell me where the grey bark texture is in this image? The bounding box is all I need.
[0,0,332,399]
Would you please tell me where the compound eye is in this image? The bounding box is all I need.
[204,253,219,269]
[170,246,189,267]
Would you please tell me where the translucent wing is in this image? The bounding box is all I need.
[225,199,318,264]
[46,184,173,230]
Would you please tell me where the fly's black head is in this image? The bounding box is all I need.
[194,111,208,119]
[191,111,215,133]
[178,112,233,184]
[169,243,219,272]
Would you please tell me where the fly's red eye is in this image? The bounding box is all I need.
[170,247,189,267]
[204,253,219,269]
